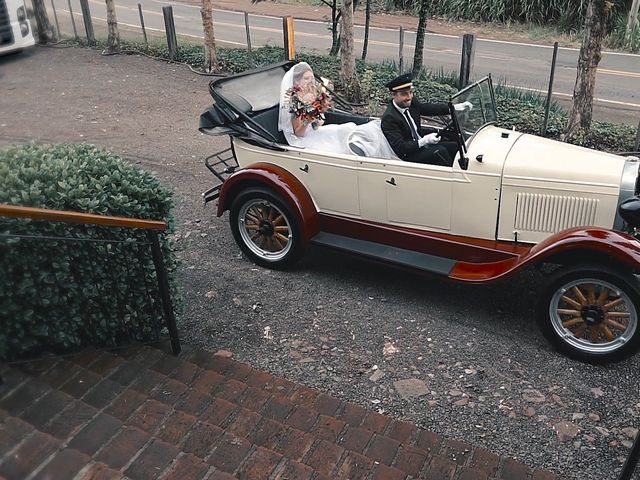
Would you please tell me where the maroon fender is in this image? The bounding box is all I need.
[217,162,320,241]
[450,227,640,282]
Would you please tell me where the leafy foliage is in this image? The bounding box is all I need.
[0,144,178,361]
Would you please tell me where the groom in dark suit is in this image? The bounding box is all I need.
[381,73,469,166]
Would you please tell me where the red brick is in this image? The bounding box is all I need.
[207,433,252,473]
[0,379,49,415]
[501,458,530,480]
[386,420,418,444]
[458,467,490,480]
[289,385,318,406]
[423,455,457,480]
[60,370,102,399]
[285,405,318,432]
[68,413,122,455]
[127,399,171,434]
[226,408,261,437]
[365,434,401,466]
[39,361,82,388]
[124,438,179,479]
[96,426,150,469]
[0,431,61,480]
[104,389,146,422]
[42,401,97,440]
[336,451,374,479]
[150,355,182,375]
[274,460,314,480]
[216,379,248,403]
[313,394,341,416]
[0,417,34,457]
[157,410,197,445]
[162,453,209,480]
[245,370,273,388]
[360,411,391,434]
[184,348,217,368]
[32,448,90,480]
[22,390,74,429]
[339,426,374,453]
[207,470,237,480]
[415,429,443,454]
[469,447,500,476]
[338,402,367,427]
[128,369,166,393]
[262,395,294,422]
[394,445,428,476]
[176,389,213,416]
[87,353,125,376]
[70,348,103,366]
[266,377,297,397]
[443,438,472,466]
[76,462,123,480]
[83,379,125,410]
[182,421,224,458]
[151,378,188,406]
[169,361,202,385]
[108,361,144,386]
[312,414,346,442]
[192,370,225,394]
[201,397,238,426]
[202,352,234,374]
[275,428,315,462]
[305,439,345,476]
[371,463,407,480]
[236,446,283,479]
[533,470,562,480]
[225,362,254,382]
[249,418,289,449]
[238,386,271,411]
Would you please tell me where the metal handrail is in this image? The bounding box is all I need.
[0,203,180,357]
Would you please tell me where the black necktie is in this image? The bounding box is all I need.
[403,109,419,142]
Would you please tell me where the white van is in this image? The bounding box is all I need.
[0,0,35,55]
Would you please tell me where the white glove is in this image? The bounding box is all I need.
[418,133,440,147]
[454,101,473,112]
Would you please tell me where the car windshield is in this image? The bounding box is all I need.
[450,77,498,141]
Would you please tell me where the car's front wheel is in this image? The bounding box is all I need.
[537,264,640,363]
[229,187,303,269]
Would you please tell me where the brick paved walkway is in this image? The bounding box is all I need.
[0,344,562,479]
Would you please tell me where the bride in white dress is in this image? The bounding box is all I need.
[278,62,398,159]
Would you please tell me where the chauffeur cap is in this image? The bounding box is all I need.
[385,73,413,92]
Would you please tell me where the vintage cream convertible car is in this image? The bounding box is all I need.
[199,61,640,363]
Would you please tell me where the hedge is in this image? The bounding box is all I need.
[0,144,178,361]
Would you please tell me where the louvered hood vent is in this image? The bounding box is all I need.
[514,193,598,233]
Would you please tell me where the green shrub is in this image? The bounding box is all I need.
[0,144,178,361]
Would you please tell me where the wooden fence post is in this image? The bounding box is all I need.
[635,119,640,152]
[79,0,95,45]
[138,3,148,52]
[458,33,476,89]
[67,0,78,39]
[542,41,559,137]
[50,0,60,39]
[163,6,178,61]
[245,12,253,67]
[398,26,404,74]
[283,16,295,61]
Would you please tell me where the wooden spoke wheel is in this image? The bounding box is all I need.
[538,265,640,363]
[229,188,303,269]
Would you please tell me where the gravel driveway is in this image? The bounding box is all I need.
[2,46,639,480]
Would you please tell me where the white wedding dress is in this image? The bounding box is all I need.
[278,63,398,160]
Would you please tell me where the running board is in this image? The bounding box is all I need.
[310,232,456,276]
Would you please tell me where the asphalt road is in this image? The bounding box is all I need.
[2,47,640,480]
[46,0,640,120]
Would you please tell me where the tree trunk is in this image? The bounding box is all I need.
[340,0,362,102]
[412,0,429,77]
[201,0,220,73]
[564,0,610,140]
[361,0,370,60]
[329,0,341,56]
[32,0,54,43]
[628,0,640,41]
[105,0,120,53]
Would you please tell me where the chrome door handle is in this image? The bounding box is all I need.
[300,164,309,173]
[386,177,396,186]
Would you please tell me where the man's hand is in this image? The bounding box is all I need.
[454,101,473,112]
[418,133,440,147]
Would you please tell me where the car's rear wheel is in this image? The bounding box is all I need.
[229,187,303,269]
[537,264,640,363]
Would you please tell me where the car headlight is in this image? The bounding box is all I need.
[20,22,29,37]
[17,6,26,21]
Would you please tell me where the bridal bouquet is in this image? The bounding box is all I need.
[285,83,332,130]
